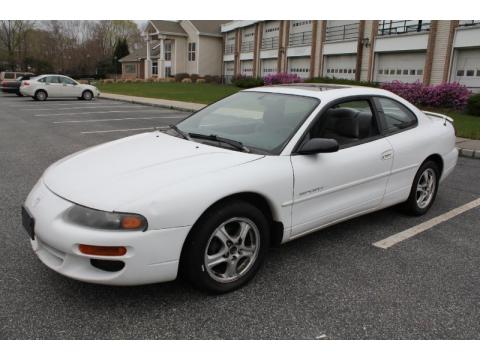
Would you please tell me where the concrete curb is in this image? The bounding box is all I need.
[99,93,205,112]
[457,147,480,159]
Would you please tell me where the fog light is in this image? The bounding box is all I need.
[79,244,127,256]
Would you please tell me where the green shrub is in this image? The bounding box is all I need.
[231,76,264,88]
[306,76,379,87]
[467,93,480,116]
[175,73,190,82]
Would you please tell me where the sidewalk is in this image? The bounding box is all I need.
[456,138,480,159]
[99,92,205,112]
[100,92,480,159]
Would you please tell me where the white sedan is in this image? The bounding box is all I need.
[20,74,100,101]
[22,84,457,293]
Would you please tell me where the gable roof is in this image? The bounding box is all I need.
[189,20,230,37]
[149,20,188,37]
[118,43,160,62]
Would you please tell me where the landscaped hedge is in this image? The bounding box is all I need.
[174,73,190,82]
[306,77,380,87]
[467,93,480,116]
[231,75,264,88]
[381,81,470,109]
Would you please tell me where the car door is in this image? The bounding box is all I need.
[373,96,421,206]
[59,76,81,97]
[289,97,393,238]
[44,76,63,97]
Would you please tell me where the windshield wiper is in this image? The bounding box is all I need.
[157,125,191,140]
[188,133,250,153]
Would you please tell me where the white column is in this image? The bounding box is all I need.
[144,37,151,79]
[159,38,165,78]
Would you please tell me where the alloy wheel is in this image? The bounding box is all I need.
[204,217,260,283]
[416,168,436,209]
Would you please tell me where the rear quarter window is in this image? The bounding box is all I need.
[375,97,417,133]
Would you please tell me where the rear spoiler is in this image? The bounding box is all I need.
[423,111,454,124]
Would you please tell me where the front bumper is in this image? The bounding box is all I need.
[24,179,191,285]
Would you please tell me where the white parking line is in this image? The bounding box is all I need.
[23,105,147,111]
[53,115,186,124]
[81,127,155,134]
[35,109,164,117]
[373,197,480,249]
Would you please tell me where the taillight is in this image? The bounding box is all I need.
[23,81,30,86]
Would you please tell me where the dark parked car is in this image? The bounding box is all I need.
[1,73,35,96]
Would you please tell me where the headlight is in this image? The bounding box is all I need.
[65,205,147,231]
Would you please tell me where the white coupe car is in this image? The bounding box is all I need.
[22,84,457,293]
[20,74,100,101]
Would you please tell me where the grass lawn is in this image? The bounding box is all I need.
[422,108,480,140]
[98,82,240,105]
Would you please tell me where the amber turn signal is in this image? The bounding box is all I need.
[79,244,127,256]
[121,215,145,230]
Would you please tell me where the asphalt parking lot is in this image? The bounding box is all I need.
[1,93,479,339]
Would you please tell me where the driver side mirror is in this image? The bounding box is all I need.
[298,138,339,155]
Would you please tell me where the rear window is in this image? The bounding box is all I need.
[3,73,15,79]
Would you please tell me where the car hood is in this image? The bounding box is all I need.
[43,131,264,211]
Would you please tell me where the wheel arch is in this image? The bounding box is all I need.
[35,88,47,98]
[180,191,285,266]
[423,153,444,178]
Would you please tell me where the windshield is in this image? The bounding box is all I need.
[177,91,319,154]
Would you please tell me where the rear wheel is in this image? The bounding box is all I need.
[181,200,270,293]
[81,90,93,101]
[35,90,47,101]
[403,160,440,216]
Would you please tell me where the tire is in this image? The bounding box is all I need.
[181,200,270,293]
[35,90,47,101]
[403,160,440,216]
[81,90,93,101]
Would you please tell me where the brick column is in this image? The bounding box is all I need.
[309,20,319,79]
[317,21,327,77]
[423,20,438,85]
[366,20,378,82]
[234,29,241,76]
[277,20,286,73]
[443,20,459,83]
[253,23,261,77]
[354,21,366,81]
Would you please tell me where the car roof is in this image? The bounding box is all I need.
[243,83,396,102]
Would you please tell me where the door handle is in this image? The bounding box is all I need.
[381,150,393,160]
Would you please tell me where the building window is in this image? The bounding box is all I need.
[125,64,136,73]
[188,42,196,62]
[457,70,464,76]
[466,70,475,76]
[477,70,480,77]
[165,66,172,77]
[403,69,408,75]
[151,61,158,76]
[409,69,416,75]
[164,41,172,61]
[417,69,423,75]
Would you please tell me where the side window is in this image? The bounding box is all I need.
[309,99,379,147]
[376,97,417,133]
[45,76,60,83]
[38,77,46,83]
[62,77,76,85]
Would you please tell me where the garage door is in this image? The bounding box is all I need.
[453,48,480,89]
[324,54,357,80]
[288,57,310,78]
[261,58,278,76]
[375,52,426,83]
[240,60,253,76]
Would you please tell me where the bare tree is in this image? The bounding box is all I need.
[0,20,34,70]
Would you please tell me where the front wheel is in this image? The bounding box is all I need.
[81,90,93,101]
[181,201,270,293]
[403,160,440,216]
